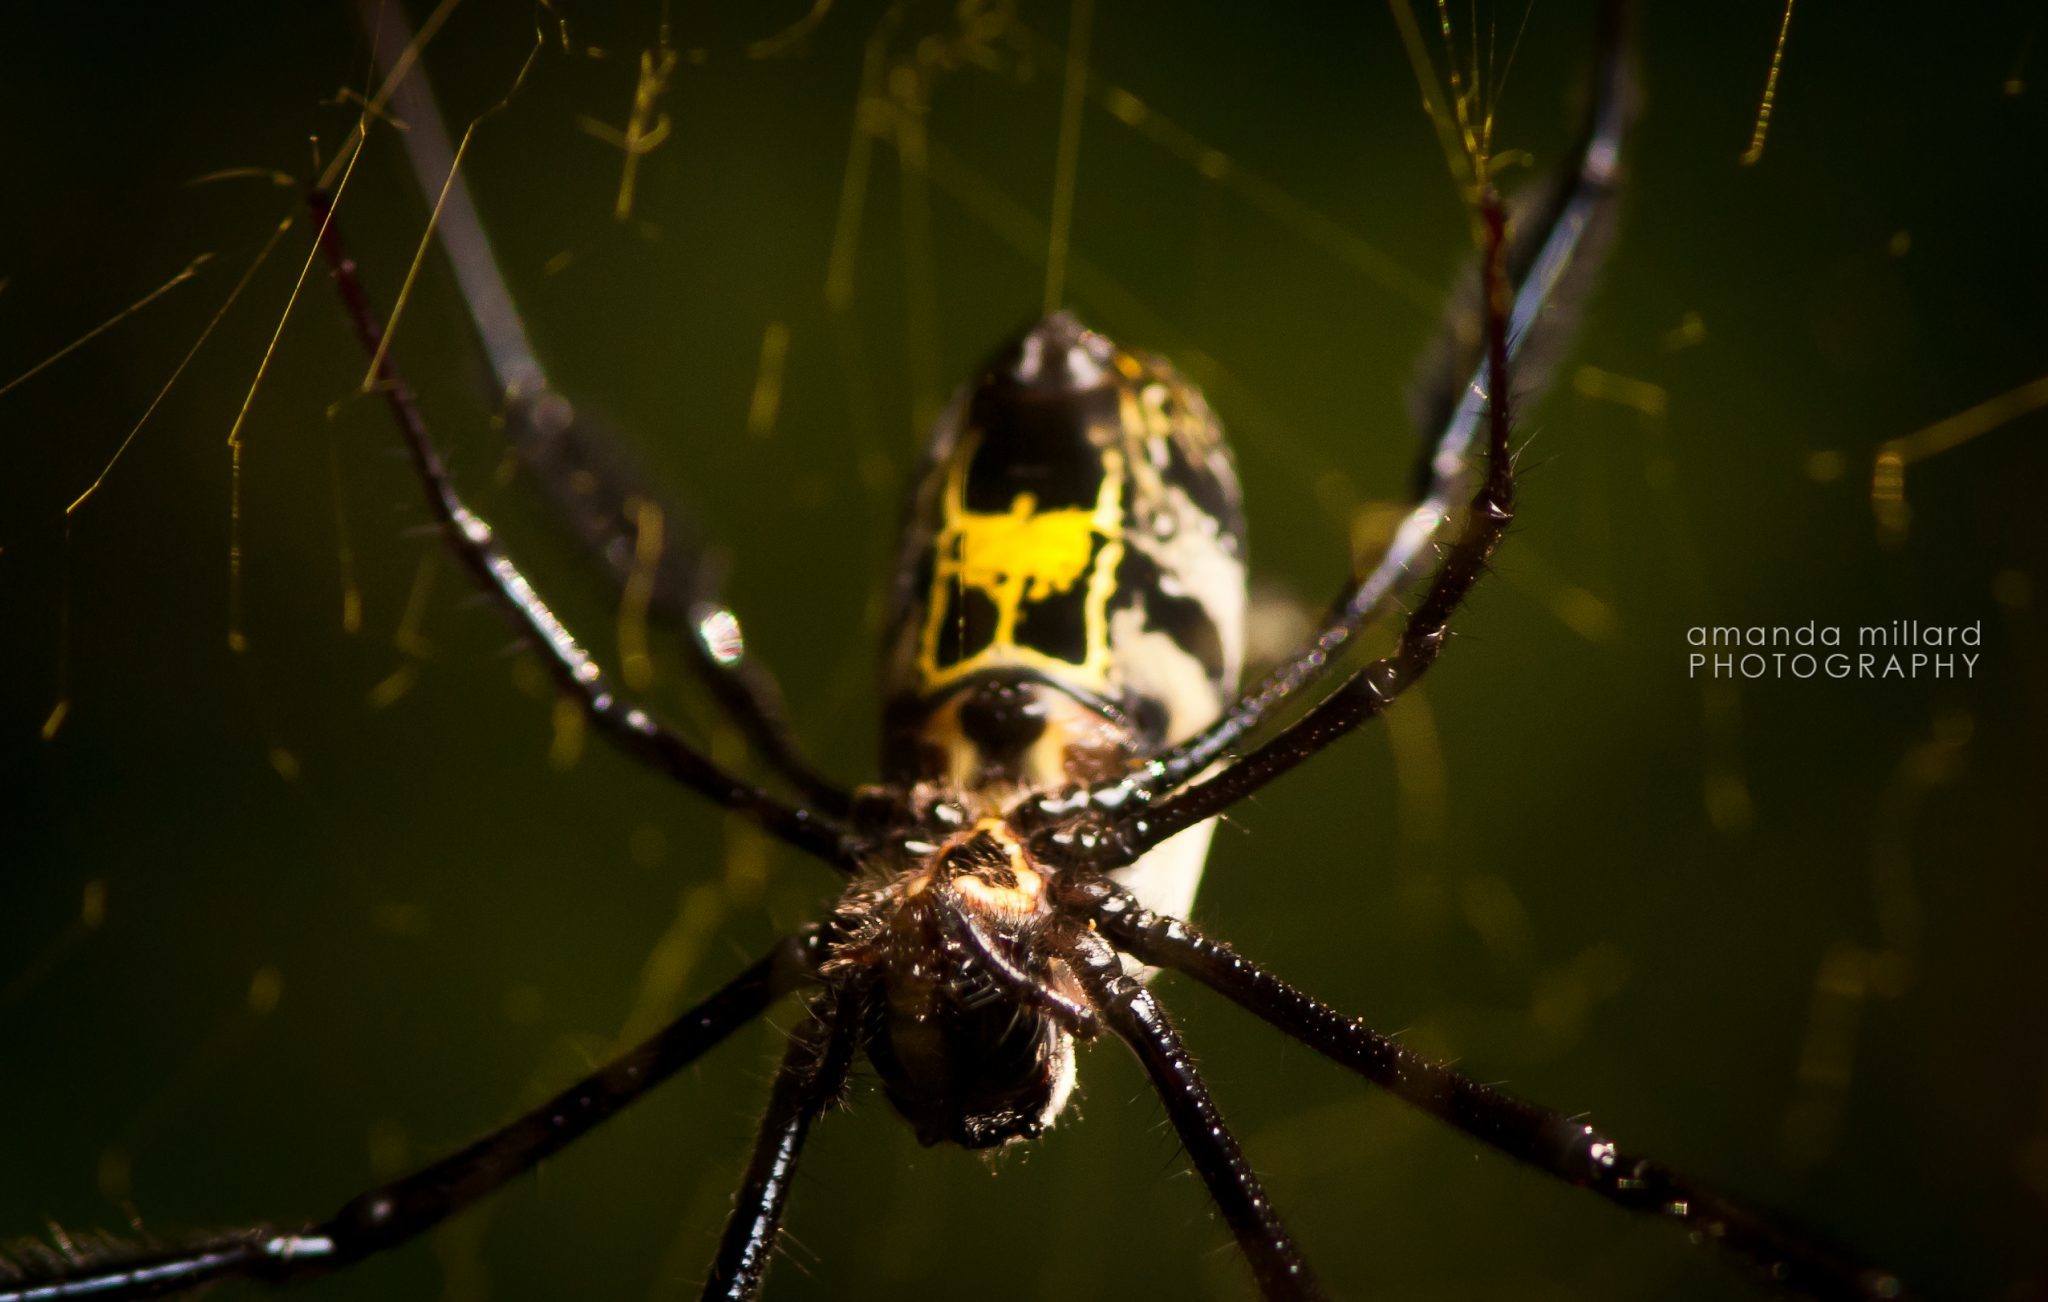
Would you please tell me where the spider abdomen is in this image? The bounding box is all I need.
[880,311,1248,922]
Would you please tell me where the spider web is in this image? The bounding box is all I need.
[1,1,2044,1298]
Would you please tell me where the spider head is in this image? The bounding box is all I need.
[843,819,1088,1149]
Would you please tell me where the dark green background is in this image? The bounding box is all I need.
[4,1,2044,1298]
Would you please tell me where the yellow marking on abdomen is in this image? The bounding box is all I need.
[916,435,1126,693]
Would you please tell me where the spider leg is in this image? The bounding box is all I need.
[356,0,849,815]
[1076,881,1907,1301]
[701,985,865,1302]
[1038,186,1521,872]
[1050,0,1630,823]
[1061,926,1325,1302]
[0,932,822,1302]
[926,882,1098,1035]
[309,192,859,871]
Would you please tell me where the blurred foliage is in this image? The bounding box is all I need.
[2,1,2044,1298]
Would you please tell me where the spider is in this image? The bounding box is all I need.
[2,3,1904,1300]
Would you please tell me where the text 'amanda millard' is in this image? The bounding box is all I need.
[1686,620,1983,681]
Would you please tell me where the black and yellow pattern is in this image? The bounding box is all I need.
[884,311,1247,787]
[915,432,1129,695]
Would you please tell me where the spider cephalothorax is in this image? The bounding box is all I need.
[827,817,1088,1149]
[0,5,1908,1301]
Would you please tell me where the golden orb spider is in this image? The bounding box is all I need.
[0,2,1905,1299]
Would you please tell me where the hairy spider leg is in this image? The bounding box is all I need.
[358,0,849,814]
[1036,188,1523,872]
[1063,924,1325,1301]
[308,190,857,870]
[1059,0,1629,819]
[0,935,820,1302]
[701,986,866,1302]
[1081,879,1908,1301]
